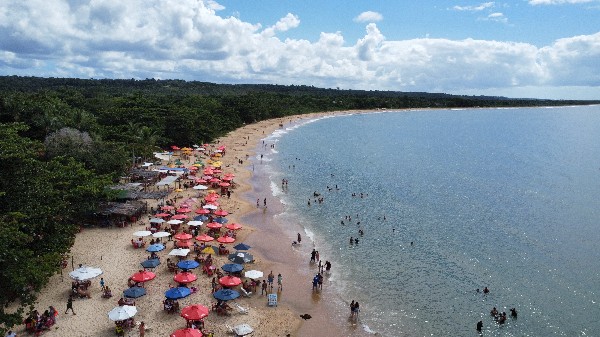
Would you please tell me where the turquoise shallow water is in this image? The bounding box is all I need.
[258,106,600,337]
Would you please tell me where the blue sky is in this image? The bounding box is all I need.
[1,0,600,99]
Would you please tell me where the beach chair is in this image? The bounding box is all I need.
[233,303,249,314]
[240,287,252,297]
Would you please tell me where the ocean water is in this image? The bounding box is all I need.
[257,106,600,337]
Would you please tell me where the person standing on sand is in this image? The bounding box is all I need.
[277,273,283,291]
[267,271,274,290]
[261,280,268,295]
[297,233,301,243]
[139,321,145,337]
[64,295,75,315]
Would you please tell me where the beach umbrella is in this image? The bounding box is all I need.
[233,324,253,337]
[187,221,203,227]
[212,289,240,301]
[214,209,229,217]
[177,260,200,270]
[233,243,251,251]
[194,215,209,221]
[176,240,192,248]
[217,236,235,244]
[146,243,165,252]
[123,286,146,298]
[193,185,208,190]
[174,233,193,240]
[180,304,210,321]
[161,205,175,211]
[177,208,192,213]
[155,213,171,218]
[130,270,156,283]
[201,175,213,180]
[195,234,214,242]
[170,328,203,337]
[108,305,137,321]
[213,217,228,224]
[244,270,263,279]
[69,266,103,281]
[206,222,222,230]
[221,263,243,274]
[218,182,230,187]
[133,230,152,237]
[225,223,242,230]
[221,176,233,181]
[152,231,171,238]
[167,219,184,225]
[169,248,190,256]
[218,275,242,287]
[202,204,218,210]
[195,209,210,215]
[141,258,161,269]
[228,252,254,264]
[174,272,197,284]
[150,218,166,224]
[165,286,192,299]
[172,214,188,220]
[201,246,218,255]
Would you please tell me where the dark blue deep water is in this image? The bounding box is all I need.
[260,106,600,336]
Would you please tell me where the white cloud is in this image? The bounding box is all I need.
[353,11,383,23]
[452,2,495,11]
[483,12,508,23]
[0,0,599,99]
[529,0,594,5]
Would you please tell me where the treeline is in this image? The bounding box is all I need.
[0,75,597,332]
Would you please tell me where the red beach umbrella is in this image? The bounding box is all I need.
[218,182,230,187]
[156,213,171,218]
[225,223,242,230]
[218,275,242,287]
[161,205,175,211]
[195,234,214,242]
[213,209,229,217]
[172,214,188,220]
[221,176,233,181]
[177,208,192,213]
[174,233,193,241]
[170,328,203,337]
[130,270,156,283]
[180,304,209,321]
[195,209,210,215]
[171,146,181,150]
[174,272,197,284]
[206,222,222,230]
[195,179,208,184]
[209,178,221,183]
[217,236,235,244]
[176,240,193,248]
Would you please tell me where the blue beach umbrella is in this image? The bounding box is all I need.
[213,217,228,224]
[213,289,240,301]
[146,243,165,252]
[221,263,244,274]
[123,286,146,298]
[233,243,251,251]
[177,260,200,270]
[141,258,161,269]
[165,286,192,299]
[194,215,209,222]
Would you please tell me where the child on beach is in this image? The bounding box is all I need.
[261,280,268,295]
[277,273,283,291]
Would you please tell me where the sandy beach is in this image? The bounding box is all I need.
[19,110,369,337]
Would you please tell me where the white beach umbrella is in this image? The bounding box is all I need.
[150,218,166,224]
[187,221,203,227]
[193,185,208,190]
[202,204,218,210]
[133,230,152,237]
[244,270,263,279]
[233,324,253,336]
[152,231,171,238]
[167,219,184,225]
[108,305,137,321]
[169,248,190,256]
[69,266,103,281]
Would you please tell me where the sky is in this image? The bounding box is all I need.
[1,0,600,99]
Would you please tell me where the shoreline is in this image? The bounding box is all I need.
[22,109,374,337]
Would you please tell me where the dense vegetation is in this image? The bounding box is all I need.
[0,75,597,332]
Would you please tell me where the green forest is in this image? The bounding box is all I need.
[0,75,597,331]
